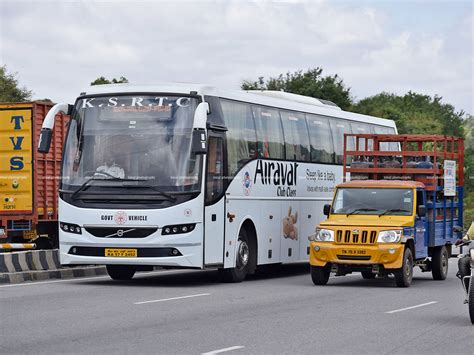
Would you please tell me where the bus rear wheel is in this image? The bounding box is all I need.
[106,265,136,280]
[311,265,330,285]
[222,229,250,283]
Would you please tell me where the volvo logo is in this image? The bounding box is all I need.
[104,228,135,238]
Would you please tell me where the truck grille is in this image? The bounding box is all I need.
[335,230,377,245]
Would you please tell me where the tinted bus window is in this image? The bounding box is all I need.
[253,105,285,160]
[350,122,374,150]
[280,110,310,161]
[221,100,257,177]
[306,114,334,163]
[374,125,397,151]
[329,119,352,165]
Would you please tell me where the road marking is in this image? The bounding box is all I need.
[385,301,438,314]
[0,269,191,288]
[134,293,210,305]
[202,346,245,354]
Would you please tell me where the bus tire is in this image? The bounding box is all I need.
[432,246,449,280]
[106,265,136,280]
[222,229,250,283]
[469,275,474,324]
[394,247,413,287]
[361,271,376,279]
[311,265,330,285]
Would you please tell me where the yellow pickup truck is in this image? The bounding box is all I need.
[309,179,460,287]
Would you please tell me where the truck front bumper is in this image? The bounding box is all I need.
[309,242,404,269]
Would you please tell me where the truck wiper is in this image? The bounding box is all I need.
[346,208,379,216]
[378,208,410,217]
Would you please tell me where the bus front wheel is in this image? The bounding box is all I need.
[222,229,250,283]
[106,265,136,281]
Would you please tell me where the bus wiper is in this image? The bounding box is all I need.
[378,209,410,217]
[346,208,379,216]
[71,174,149,200]
[119,183,176,201]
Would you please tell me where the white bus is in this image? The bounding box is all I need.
[38,84,397,282]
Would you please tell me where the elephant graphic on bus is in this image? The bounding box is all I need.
[282,206,298,240]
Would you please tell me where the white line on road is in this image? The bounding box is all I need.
[0,269,192,288]
[134,293,210,305]
[385,301,438,314]
[202,346,245,354]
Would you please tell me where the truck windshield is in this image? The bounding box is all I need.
[332,188,413,216]
[61,95,202,193]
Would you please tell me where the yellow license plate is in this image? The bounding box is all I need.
[105,248,137,257]
[341,249,367,255]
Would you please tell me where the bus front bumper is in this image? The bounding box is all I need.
[309,242,404,269]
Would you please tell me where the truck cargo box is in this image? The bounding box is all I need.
[0,102,69,248]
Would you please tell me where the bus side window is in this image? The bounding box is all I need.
[221,100,257,178]
[252,105,285,160]
[206,137,224,203]
[329,118,352,165]
[280,110,310,162]
[306,114,334,164]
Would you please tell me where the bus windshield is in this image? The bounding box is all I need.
[61,95,202,193]
[331,188,414,216]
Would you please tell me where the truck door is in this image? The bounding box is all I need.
[204,133,226,266]
[415,189,428,258]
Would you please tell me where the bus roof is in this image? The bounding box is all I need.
[337,180,425,189]
[80,83,397,128]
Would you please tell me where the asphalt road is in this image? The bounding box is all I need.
[1,259,472,355]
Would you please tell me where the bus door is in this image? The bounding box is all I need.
[204,132,226,266]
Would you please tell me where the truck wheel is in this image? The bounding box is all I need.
[106,265,136,280]
[361,271,376,279]
[394,248,413,287]
[469,275,474,324]
[222,229,250,283]
[311,266,330,285]
[432,246,449,280]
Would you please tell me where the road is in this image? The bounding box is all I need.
[1,259,472,354]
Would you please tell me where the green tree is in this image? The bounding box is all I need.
[352,91,465,136]
[91,76,129,85]
[242,67,353,110]
[0,65,32,102]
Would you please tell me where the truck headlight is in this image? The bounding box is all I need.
[314,228,334,242]
[377,230,402,243]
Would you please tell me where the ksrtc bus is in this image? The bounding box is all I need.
[38,84,397,282]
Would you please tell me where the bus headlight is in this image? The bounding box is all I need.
[314,228,334,242]
[377,230,402,243]
[60,222,82,234]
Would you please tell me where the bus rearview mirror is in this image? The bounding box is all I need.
[192,129,207,154]
[38,128,52,153]
[323,204,331,217]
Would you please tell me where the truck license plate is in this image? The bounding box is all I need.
[341,249,367,255]
[105,248,137,257]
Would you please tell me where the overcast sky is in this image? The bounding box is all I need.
[1,0,472,114]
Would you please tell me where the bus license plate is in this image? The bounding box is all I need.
[105,248,137,257]
[341,249,367,255]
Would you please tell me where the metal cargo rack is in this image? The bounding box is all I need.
[342,134,464,247]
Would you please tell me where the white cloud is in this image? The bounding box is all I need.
[0,0,472,114]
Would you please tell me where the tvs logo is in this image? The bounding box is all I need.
[114,211,127,225]
[242,171,252,196]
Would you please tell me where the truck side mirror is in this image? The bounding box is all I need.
[417,205,426,217]
[323,204,331,217]
[192,129,207,154]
